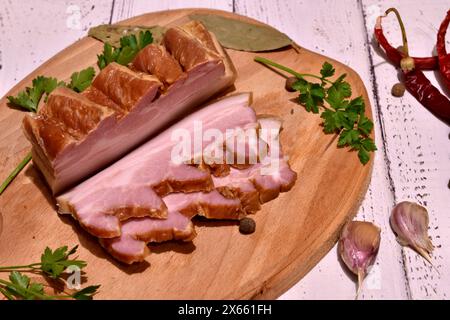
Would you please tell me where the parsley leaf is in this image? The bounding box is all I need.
[347,96,365,114]
[67,67,96,93]
[348,137,377,165]
[293,79,325,113]
[331,74,352,97]
[5,271,44,300]
[338,129,360,147]
[358,113,374,136]
[40,245,87,279]
[97,42,118,69]
[72,285,101,300]
[0,271,99,300]
[320,61,335,79]
[326,76,351,108]
[361,138,377,152]
[7,67,95,113]
[0,246,101,300]
[321,109,338,133]
[358,148,370,165]
[7,76,61,112]
[97,30,153,69]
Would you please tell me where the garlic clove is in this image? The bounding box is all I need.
[338,221,381,298]
[390,201,434,265]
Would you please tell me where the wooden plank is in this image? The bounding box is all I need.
[234,0,410,299]
[0,0,114,97]
[110,0,233,22]
[361,0,450,299]
[0,8,374,299]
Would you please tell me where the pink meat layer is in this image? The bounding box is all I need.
[57,93,257,238]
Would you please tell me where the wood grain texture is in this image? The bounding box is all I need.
[110,0,233,23]
[234,0,410,299]
[0,0,114,98]
[361,0,450,299]
[234,0,450,300]
[0,8,373,299]
[0,0,448,299]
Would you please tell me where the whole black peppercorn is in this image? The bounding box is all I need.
[239,217,256,234]
[285,77,298,92]
[391,83,406,97]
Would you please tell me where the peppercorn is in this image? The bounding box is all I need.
[239,217,256,234]
[285,77,298,92]
[391,83,406,97]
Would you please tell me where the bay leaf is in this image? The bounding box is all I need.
[189,14,292,52]
[88,24,166,47]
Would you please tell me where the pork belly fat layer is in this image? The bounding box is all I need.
[163,20,236,81]
[91,62,162,111]
[132,44,184,85]
[82,86,123,115]
[22,21,236,194]
[164,22,219,71]
[57,93,256,238]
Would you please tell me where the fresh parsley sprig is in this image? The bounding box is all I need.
[254,57,376,165]
[0,271,100,300]
[67,67,96,93]
[6,76,63,112]
[0,245,86,278]
[0,245,100,300]
[97,30,153,69]
[6,67,96,112]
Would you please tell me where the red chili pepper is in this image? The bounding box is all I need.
[437,10,450,90]
[378,8,450,125]
[404,69,450,125]
[374,17,438,70]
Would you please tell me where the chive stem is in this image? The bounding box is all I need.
[0,152,32,196]
[0,263,42,271]
[254,56,334,84]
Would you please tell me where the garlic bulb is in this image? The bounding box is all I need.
[390,201,434,264]
[338,221,381,298]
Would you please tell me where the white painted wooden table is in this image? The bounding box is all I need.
[0,0,448,300]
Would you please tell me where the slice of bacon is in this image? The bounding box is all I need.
[99,190,241,264]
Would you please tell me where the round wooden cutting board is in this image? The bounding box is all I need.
[0,9,373,299]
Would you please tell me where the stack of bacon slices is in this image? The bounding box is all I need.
[21,21,297,264]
